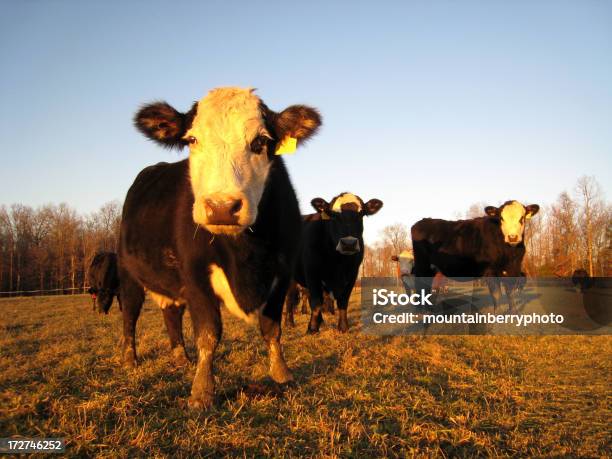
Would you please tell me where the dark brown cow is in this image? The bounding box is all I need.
[412,200,539,311]
[87,252,120,314]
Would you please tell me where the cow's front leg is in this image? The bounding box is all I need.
[335,283,354,333]
[259,313,293,384]
[337,307,349,333]
[502,278,519,313]
[162,304,190,366]
[506,288,517,313]
[118,271,144,368]
[306,286,324,334]
[260,276,293,383]
[486,277,502,313]
[187,293,221,410]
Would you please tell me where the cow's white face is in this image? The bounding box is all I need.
[499,201,527,245]
[485,200,540,245]
[134,86,322,236]
[185,88,271,234]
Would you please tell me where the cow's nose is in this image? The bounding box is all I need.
[508,235,519,243]
[204,197,243,225]
[338,237,360,254]
[340,237,358,248]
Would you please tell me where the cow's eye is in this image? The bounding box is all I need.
[250,135,268,154]
[186,136,198,145]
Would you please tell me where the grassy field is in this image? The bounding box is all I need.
[1,294,610,458]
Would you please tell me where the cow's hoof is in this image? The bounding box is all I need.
[337,320,349,333]
[123,357,137,368]
[172,348,191,367]
[188,394,214,410]
[122,349,138,368]
[271,368,294,385]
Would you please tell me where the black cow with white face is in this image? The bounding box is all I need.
[87,252,120,314]
[119,87,322,409]
[288,193,383,333]
[411,200,539,311]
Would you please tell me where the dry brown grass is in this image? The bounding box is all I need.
[0,294,610,457]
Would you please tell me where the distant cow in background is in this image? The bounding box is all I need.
[288,192,383,333]
[391,249,415,295]
[571,269,593,293]
[411,200,539,312]
[87,252,120,314]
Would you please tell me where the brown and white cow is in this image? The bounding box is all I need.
[119,87,322,409]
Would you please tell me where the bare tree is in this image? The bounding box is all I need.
[575,176,605,276]
[380,223,410,255]
[465,201,488,219]
[548,192,579,276]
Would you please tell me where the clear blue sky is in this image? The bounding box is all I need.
[1,1,610,242]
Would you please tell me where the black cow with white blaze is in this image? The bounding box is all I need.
[87,252,120,314]
[287,193,383,333]
[119,87,321,409]
[411,200,539,311]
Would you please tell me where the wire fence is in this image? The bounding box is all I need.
[0,287,90,298]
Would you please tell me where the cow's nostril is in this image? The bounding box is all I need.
[204,199,215,217]
[230,199,243,215]
[340,237,359,248]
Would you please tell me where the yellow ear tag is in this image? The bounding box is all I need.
[275,136,297,155]
[321,212,331,220]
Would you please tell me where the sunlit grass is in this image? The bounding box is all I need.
[0,294,610,457]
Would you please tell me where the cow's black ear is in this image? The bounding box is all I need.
[134,102,190,149]
[525,204,540,219]
[364,199,383,216]
[311,198,330,214]
[484,206,498,217]
[275,105,322,144]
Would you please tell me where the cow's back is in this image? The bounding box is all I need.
[118,160,190,294]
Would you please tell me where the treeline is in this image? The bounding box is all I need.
[1,176,609,295]
[363,176,611,278]
[0,201,121,295]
